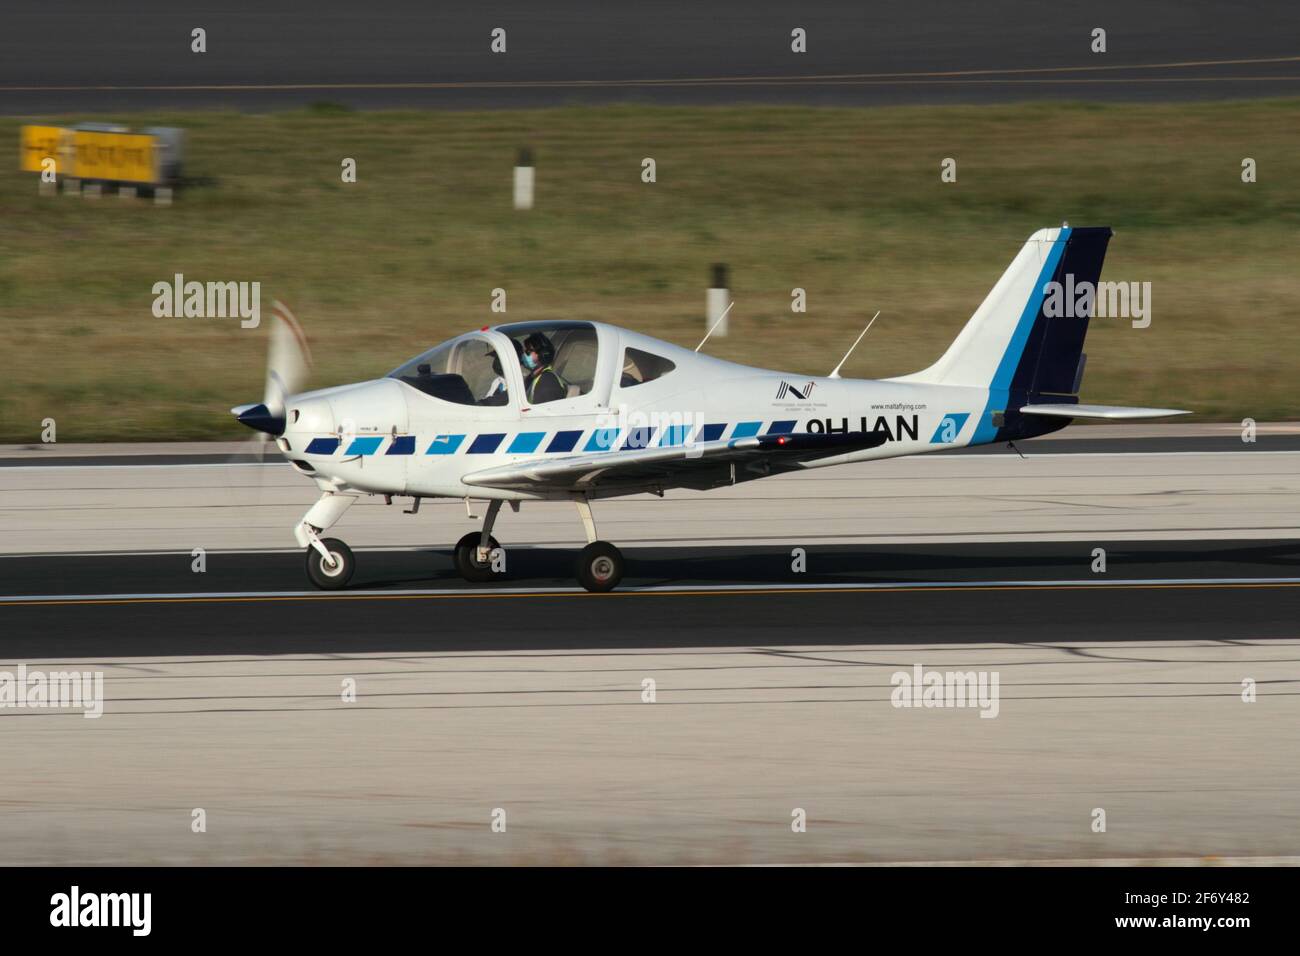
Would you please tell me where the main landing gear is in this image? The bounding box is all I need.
[572,497,624,593]
[297,492,626,593]
[576,541,624,592]
[448,495,625,592]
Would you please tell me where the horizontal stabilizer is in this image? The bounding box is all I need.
[1019,403,1190,420]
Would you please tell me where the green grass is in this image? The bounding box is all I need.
[1,100,1297,442]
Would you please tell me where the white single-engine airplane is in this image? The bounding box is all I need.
[233,226,1186,592]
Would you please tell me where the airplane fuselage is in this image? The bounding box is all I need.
[277,322,1057,502]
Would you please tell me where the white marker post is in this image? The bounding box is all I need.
[513,147,534,211]
[707,263,730,338]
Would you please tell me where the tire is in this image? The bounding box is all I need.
[454,531,503,583]
[306,537,355,590]
[576,541,624,593]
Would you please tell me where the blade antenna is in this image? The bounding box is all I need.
[828,311,881,379]
[694,301,735,353]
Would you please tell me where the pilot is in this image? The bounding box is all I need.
[520,332,567,404]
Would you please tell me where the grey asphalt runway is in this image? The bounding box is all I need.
[3,1,1300,113]
[9,537,1300,595]
[1,541,1299,658]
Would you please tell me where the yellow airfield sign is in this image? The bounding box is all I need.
[20,125,159,184]
[69,130,156,183]
[19,125,66,173]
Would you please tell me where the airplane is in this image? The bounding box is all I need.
[232,225,1186,592]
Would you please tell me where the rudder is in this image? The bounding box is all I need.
[1012,226,1111,397]
[896,225,1112,396]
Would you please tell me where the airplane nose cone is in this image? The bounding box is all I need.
[231,403,285,436]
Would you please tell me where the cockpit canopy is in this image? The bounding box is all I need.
[498,321,599,402]
[389,321,602,406]
[389,333,508,405]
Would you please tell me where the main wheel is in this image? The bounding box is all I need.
[454,531,503,583]
[576,541,624,593]
[306,537,355,590]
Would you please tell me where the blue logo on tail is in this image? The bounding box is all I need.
[930,413,970,444]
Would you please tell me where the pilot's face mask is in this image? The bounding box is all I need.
[522,351,539,370]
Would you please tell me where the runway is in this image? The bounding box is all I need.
[1,427,1297,864]
[2,541,1300,660]
[4,0,1300,112]
[2,541,1300,657]
[0,631,1295,865]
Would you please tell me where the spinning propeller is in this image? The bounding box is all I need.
[231,300,313,438]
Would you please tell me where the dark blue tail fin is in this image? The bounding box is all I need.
[1011,225,1112,398]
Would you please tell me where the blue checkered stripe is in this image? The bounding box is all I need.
[302,420,798,457]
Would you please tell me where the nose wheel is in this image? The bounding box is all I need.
[576,541,624,593]
[305,537,355,590]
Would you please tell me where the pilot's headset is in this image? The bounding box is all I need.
[522,333,554,370]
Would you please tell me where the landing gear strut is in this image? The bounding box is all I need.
[573,497,624,593]
[299,492,359,591]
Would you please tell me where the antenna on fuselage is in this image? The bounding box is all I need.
[828,311,881,379]
[694,300,735,352]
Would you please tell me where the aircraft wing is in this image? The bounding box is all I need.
[461,430,887,492]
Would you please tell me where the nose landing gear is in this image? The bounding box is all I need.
[299,492,359,591]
